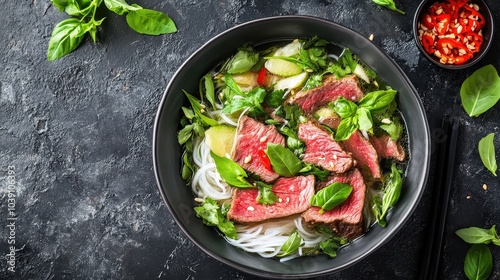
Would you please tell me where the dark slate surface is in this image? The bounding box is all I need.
[1,0,499,279]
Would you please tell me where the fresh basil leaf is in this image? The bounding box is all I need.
[277,231,303,257]
[104,0,141,15]
[178,124,193,145]
[181,152,193,181]
[456,227,495,244]
[320,238,341,258]
[126,6,177,35]
[266,143,302,177]
[372,0,405,15]
[335,116,357,141]
[379,116,403,141]
[51,0,71,12]
[47,18,86,61]
[460,65,500,117]
[372,194,385,227]
[310,182,352,214]
[181,106,195,119]
[194,198,237,239]
[356,107,373,132]
[184,91,218,127]
[201,74,216,110]
[478,133,497,176]
[464,244,493,280]
[65,0,94,16]
[256,181,278,205]
[210,152,253,188]
[376,163,403,227]
[226,46,259,74]
[359,89,397,114]
[222,87,266,117]
[299,163,330,181]
[332,97,358,119]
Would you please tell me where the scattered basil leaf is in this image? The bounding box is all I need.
[456,226,498,245]
[372,0,405,15]
[310,182,353,214]
[126,6,177,35]
[299,163,330,181]
[277,231,304,257]
[332,97,358,119]
[210,152,254,188]
[201,74,216,110]
[320,238,341,258]
[375,163,403,227]
[478,133,497,176]
[184,91,218,127]
[194,198,237,239]
[378,116,403,141]
[226,46,259,74]
[104,0,141,15]
[358,89,397,114]
[47,18,86,61]
[335,116,358,141]
[256,181,278,205]
[266,143,303,177]
[178,124,193,145]
[460,65,500,117]
[464,244,493,280]
[356,107,373,132]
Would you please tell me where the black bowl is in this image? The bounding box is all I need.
[153,15,431,278]
[413,0,494,70]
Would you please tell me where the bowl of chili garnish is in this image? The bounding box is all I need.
[413,0,494,69]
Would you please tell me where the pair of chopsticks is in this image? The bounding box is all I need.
[420,115,460,280]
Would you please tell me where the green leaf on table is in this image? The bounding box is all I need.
[210,152,253,188]
[310,182,352,214]
[47,18,86,61]
[460,65,500,117]
[277,230,303,257]
[371,0,405,15]
[456,226,499,245]
[266,143,302,177]
[464,244,493,280]
[126,6,177,35]
[104,0,141,15]
[478,133,497,176]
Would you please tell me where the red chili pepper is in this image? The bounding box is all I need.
[421,13,434,29]
[257,67,267,86]
[461,5,486,29]
[258,150,272,171]
[462,31,483,52]
[434,14,451,35]
[421,34,435,54]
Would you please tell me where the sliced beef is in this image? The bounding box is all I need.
[302,168,366,240]
[227,175,315,223]
[298,122,353,174]
[232,116,285,183]
[369,134,406,162]
[341,131,382,180]
[288,75,364,114]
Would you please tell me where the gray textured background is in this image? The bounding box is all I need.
[1,0,499,279]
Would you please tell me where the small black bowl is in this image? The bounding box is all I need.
[153,15,431,279]
[413,0,494,69]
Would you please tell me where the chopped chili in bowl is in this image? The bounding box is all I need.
[417,0,485,65]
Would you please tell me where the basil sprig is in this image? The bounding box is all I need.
[194,198,237,239]
[460,65,500,117]
[478,133,498,176]
[48,0,177,60]
[372,163,403,227]
[310,182,352,214]
[332,89,397,141]
[456,225,499,280]
[277,230,304,257]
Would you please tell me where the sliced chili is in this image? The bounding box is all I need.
[417,0,486,65]
[257,67,267,86]
[258,150,272,171]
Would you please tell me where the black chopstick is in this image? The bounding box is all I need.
[419,115,460,280]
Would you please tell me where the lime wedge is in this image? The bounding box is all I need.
[205,125,236,157]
